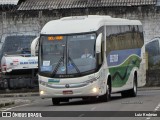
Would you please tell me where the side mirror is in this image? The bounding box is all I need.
[96,33,102,53]
[31,37,39,56]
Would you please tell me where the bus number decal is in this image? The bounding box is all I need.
[110,54,119,63]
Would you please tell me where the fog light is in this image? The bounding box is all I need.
[92,87,98,93]
[40,90,44,95]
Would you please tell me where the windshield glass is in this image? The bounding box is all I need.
[39,33,96,77]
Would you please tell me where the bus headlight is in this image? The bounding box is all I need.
[92,87,98,93]
[40,90,45,95]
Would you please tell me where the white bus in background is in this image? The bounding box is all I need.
[35,15,146,105]
[145,38,160,70]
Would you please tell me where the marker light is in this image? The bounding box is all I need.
[48,36,54,41]
[56,36,63,40]
[40,91,44,95]
[92,87,98,93]
[48,36,63,41]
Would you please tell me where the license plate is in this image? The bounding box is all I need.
[63,90,73,95]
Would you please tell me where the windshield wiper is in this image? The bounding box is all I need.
[62,44,65,66]
[68,56,81,75]
[51,57,64,77]
[51,45,65,77]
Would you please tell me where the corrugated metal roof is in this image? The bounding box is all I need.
[0,0,19,5]
[18,0,157,11]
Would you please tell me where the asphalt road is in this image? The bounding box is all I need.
[0,89,160,120]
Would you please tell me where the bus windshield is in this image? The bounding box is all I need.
[39,33,96,77]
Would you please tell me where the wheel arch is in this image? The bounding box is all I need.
[133,70,138,86]
[107,74,112,92]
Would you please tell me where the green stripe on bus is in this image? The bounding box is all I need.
[109,55,141,87]
[48,79,60,83]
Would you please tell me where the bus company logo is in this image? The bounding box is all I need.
[110,54,119,63]
[65,84,70,88]
[61,66,66,72]
[2,112,11,117]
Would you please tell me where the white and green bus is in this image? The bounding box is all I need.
[37,15,146,105]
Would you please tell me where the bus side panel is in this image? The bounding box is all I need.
[106,25,145,92]
[107,49,141,92]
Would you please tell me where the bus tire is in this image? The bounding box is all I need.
[121,74,137,97]
[99,79,111,102]
[128,74,137,97]
[52,98,60,105]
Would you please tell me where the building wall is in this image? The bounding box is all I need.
[0,7,160,46]
[0,7,160,49]
[0,11,39,44]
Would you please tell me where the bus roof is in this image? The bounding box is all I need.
[41,15,142,35]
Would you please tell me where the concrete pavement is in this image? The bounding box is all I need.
[0,89,160,120]
[0,86,160,98]
[0,87,160,108]
[0,92,39,108]
[0,92,39,98]
[0,100,14,108]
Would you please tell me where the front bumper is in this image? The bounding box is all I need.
[39,81,100,98]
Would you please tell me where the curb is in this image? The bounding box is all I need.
[0,101,15,108]
[0,93,39,98]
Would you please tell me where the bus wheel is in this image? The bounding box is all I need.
[121,74,137,97]
[52,98,60,105]
[129,74,137,97]
[99,82,111,102]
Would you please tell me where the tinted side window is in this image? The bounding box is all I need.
[146,40,160,56]
[106,25,144,54]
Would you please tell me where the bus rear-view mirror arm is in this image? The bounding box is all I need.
[96,33,102,53]
[31,37,39,56]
